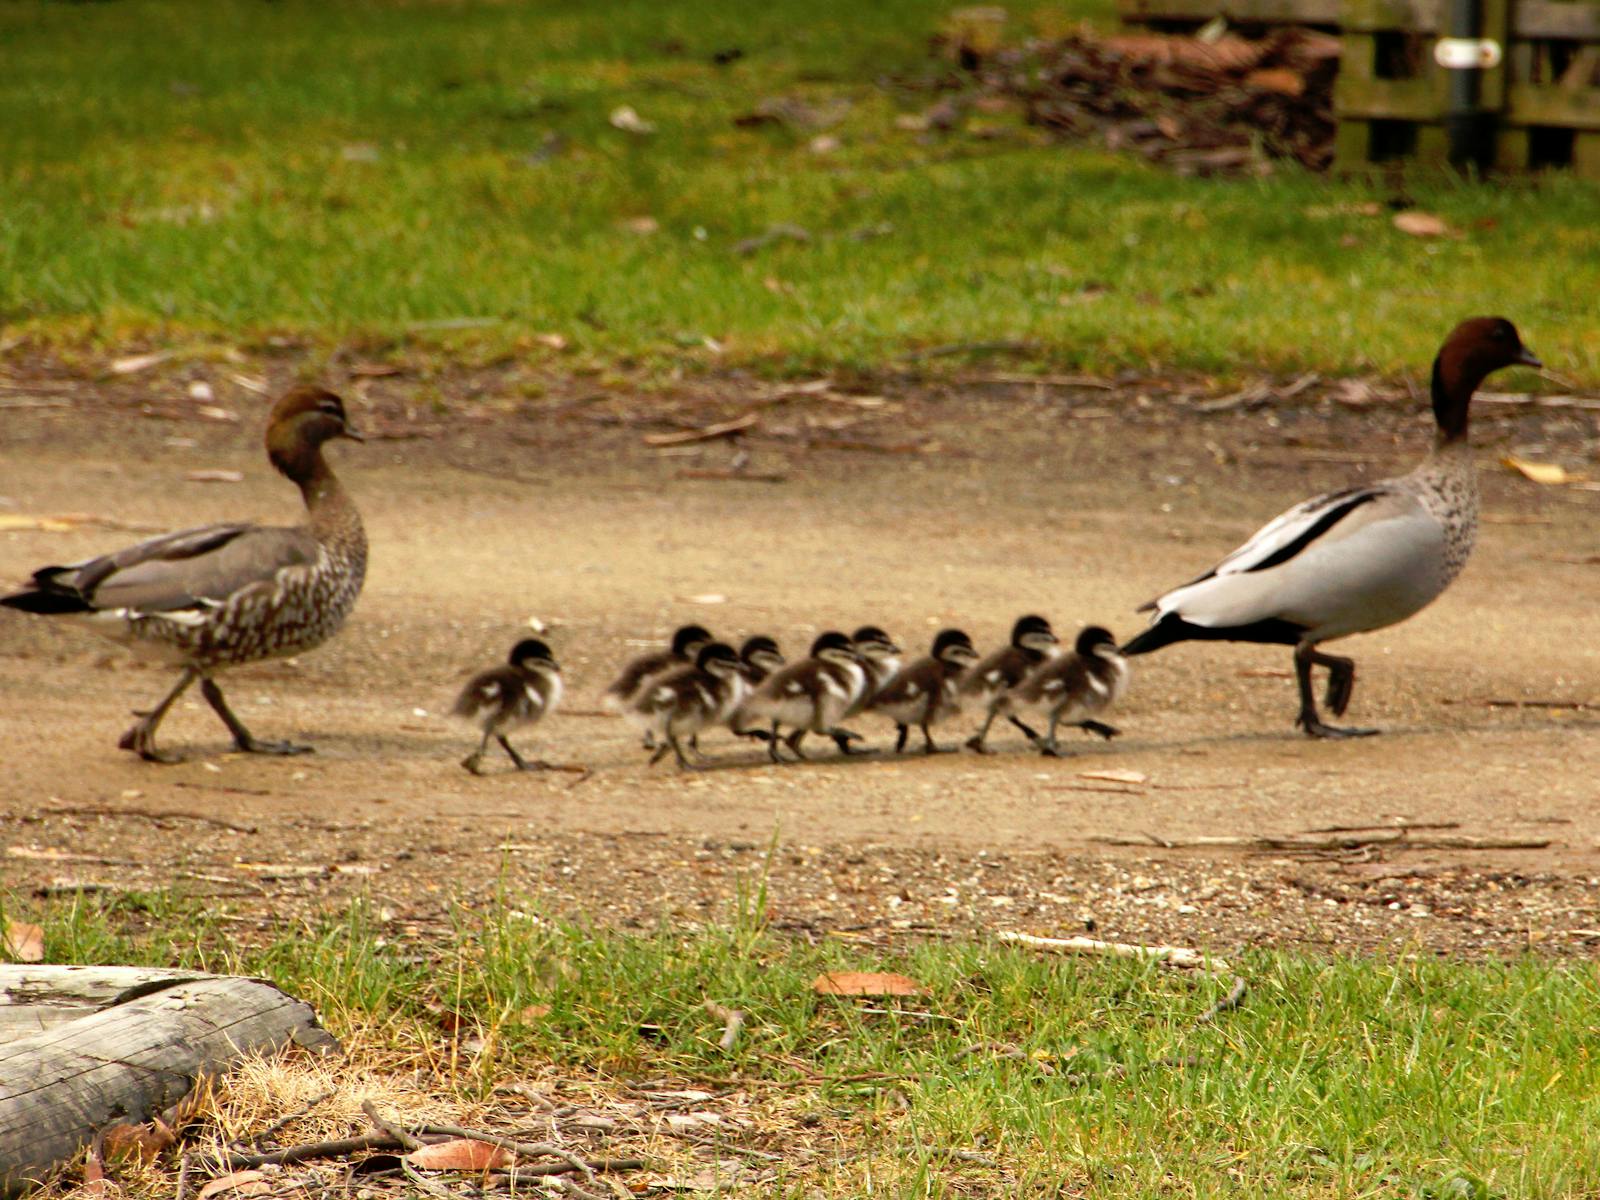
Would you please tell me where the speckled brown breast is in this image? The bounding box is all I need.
[130,518,367,670]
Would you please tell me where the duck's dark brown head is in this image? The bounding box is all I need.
[265,386,365,481]
[1432,317,1541,441]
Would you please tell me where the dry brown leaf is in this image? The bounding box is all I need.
[4,919,44,962]
[101,1120,175,1164]
[518,1003,552,1022]
[405,1139,514,1171]
[1392,211,1451,238]
[1502,455,1574,485]
[1078,768,1148,785]
[1245,67,1305,95]
[197,1170,272,1199]
[811,971,924,996]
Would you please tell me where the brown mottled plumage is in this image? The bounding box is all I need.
[868,628,980,754]
[1,385,367,761]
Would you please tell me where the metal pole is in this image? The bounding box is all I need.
[1444,0,1487,169]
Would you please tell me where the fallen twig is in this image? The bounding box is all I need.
[361,1100,422,1152]
[246,1089,335,1148]
[1087,831,1550,852]
[42,803,258,835]
[1195,975,1249,1025]
[675,468,788,483]
[220,1132,404,1170]
[997,931,1230,974]
[703,1000,747,1052]
[644,413,758,447]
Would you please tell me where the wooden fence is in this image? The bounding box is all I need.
[1119,0,1600,175]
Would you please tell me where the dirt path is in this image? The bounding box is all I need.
[2,368,1598,955]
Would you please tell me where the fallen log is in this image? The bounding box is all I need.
[0,966,335,1197]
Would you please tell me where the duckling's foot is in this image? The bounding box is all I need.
[1080,720,1121,741]
[963,736,996,755]
[1037,739,1066,758]
[642,731,658,750]
[832,729,875,756]
[461,752,488,775]
[1298,715,1379,739]
[118,724,181,764]
[648,743,674,767]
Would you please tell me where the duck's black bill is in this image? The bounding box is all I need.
[1517,349,1544,369]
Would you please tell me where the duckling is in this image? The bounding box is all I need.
[1122,317,1540,737]
[740,631,866,763]
[869,628,981,753]
[999,626,1128,757]
[627,641,749,769]
[738,635,786,686]
[828,624,901,753]
[0,386,366,762]
[453,638,564,775]
[603,623,714,748]
[961,614,1061,754]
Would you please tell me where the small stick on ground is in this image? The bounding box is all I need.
[703,1000,746,1052]
[1195,975,1249,1025]
[245,1089,335,1149]
[42,802,258,834]
[998,931,1231,975]
[220,1132,405,1170]
[361,1099,422,1152]
[1086,831,1550,852]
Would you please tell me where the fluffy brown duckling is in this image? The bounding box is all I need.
[999,626,1128,757]
[453,638,564,775]
[1,386,366,762]
[739,631,866,763]
[961,614,1060,754]
[868,628,981,753]
[626,641,750,770]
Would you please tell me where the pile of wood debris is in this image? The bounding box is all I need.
[945,22,1342,174]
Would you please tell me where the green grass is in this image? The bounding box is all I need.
[1,0,1598,380]
[8,884,1600,1198]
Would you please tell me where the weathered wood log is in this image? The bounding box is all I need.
[0,966,335,1197]
[0,966,207,1045]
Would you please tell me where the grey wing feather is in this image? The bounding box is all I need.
[67,523,317,613]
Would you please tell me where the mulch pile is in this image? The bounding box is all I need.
[948,24,1342,174]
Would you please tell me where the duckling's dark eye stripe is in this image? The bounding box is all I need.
[1247,492,1380,573]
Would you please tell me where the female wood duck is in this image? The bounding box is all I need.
[1,386,366,762]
